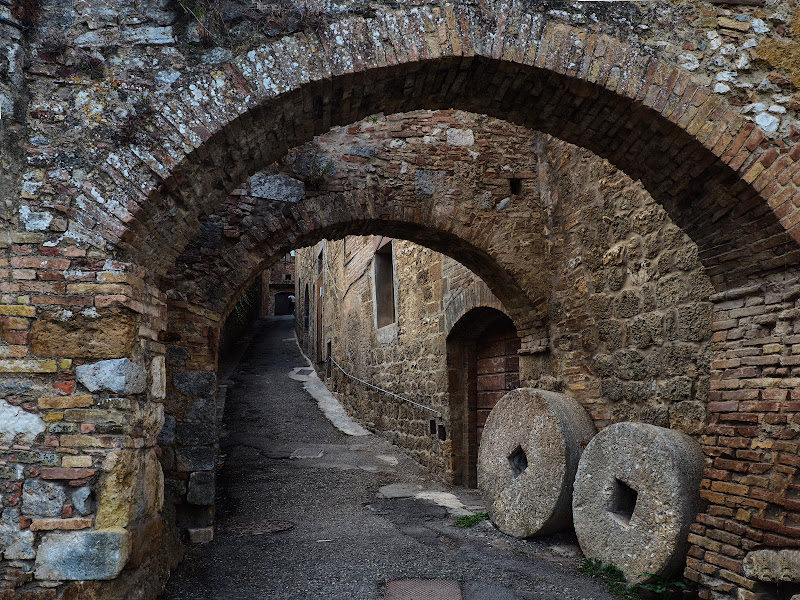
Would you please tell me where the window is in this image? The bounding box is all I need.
[374,241,396,329]
[284,273,292,282]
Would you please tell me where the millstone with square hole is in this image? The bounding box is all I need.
[477,388,596,538]
[572,422,704,582]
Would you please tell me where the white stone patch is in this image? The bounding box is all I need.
[0,400,45,443]
[19,205,51,230]
[714,83,731,94]
[752,18,768,34]
[769,105,787,115]
[446,128,475,147]
[677,53,699,71]
[755,112,780,133]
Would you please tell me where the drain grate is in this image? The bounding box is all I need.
[384,580,462,600]
[226,520,294,535]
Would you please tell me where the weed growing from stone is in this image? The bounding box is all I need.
[454,512,488,528]
[578,559,691,600]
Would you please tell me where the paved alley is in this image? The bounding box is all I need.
[158,317,615,600]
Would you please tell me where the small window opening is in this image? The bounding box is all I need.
[317,250,323,275]
[609,478,638,525]
[508,446,528,477]
[374,242,396,328]
[429,419,437,436]
[509,177,522,195]
[284,273,292,281]
[437,423,447,441]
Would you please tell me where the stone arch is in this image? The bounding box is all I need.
[90,9,800,289]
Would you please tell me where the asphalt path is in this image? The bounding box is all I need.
[159,316,615,600]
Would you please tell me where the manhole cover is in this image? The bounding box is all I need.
[227,520,295,535]
[385,580,462,600]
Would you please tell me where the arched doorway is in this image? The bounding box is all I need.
[447,308,521,488]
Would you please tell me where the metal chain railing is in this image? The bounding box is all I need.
[328,355,442,420]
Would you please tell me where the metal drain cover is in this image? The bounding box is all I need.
[227,520,295,535]
[385,580,462,600]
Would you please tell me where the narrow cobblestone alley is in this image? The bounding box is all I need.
[158,317,615,600]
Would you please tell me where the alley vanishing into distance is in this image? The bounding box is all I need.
[158,317,615,600]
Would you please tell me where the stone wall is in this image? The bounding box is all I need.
[1,0,799,598]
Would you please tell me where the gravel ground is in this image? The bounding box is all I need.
[159,316,615,600]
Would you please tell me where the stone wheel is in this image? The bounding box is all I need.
[477,388,596,538]
[572,422,704,583]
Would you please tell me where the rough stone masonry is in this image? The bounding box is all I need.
[1,1,800,599]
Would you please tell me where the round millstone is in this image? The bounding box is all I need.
[477,388,596,538]
[572,422,705,583]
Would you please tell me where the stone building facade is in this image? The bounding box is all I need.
[0,1,799,599]
[260,252,296,316]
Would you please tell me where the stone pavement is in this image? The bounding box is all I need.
[158,316,615,600]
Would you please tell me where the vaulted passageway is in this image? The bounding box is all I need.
[6,4,800,598]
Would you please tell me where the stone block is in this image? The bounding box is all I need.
[175,422,216,446]
[30,308,136,359]
[76,358,146,395]
[477,389,596,538]
[0,399,45,444]
[175,447,215,472]
[743,550,800,582]
[22,479,66,518]
[151,355,166,399]
[187,471,214,506]
[72,487,93,516]
[172,370,216,397]
[0,508,36,560]
[187,527,214,544]
[572,422,705,583]
[38,395,94,410]
[34,529,130,581]
[248,173,304,202]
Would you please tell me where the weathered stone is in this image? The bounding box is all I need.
[0,399,45,443]
[95,450,138,529]
[151,356,166,399]
[572,422,704,582]
[477,389,596,538]
[248,173,304,202]
[34,529,130,581]
[446,128,474,146]
[175,422,215,446]
[30,308,136,359]
[743,550,800,583]
[175,447,215,472]
[0,508,35,560]
[157,414,176,445]
[72,487,93,516]
[22,479,66,518]
[186,471,214,506]
[76,358,146,395]
[414,169,447,196]
[172,370,216,397]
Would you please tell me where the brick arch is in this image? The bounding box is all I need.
[101,9,800,289]
[166,189,548,339]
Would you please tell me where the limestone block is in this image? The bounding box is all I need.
[95,450,138,529]
[477,388,596,538]
[34,528,131,581]
[30,308,136,359]
[0,508,36,559]
[743,549,800,582]
[572,422,704,582]
[187,471,214,506]
[0,399,45,443]
[22,479,66,517]
[151,355,166,399]
[76,358,146,395]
